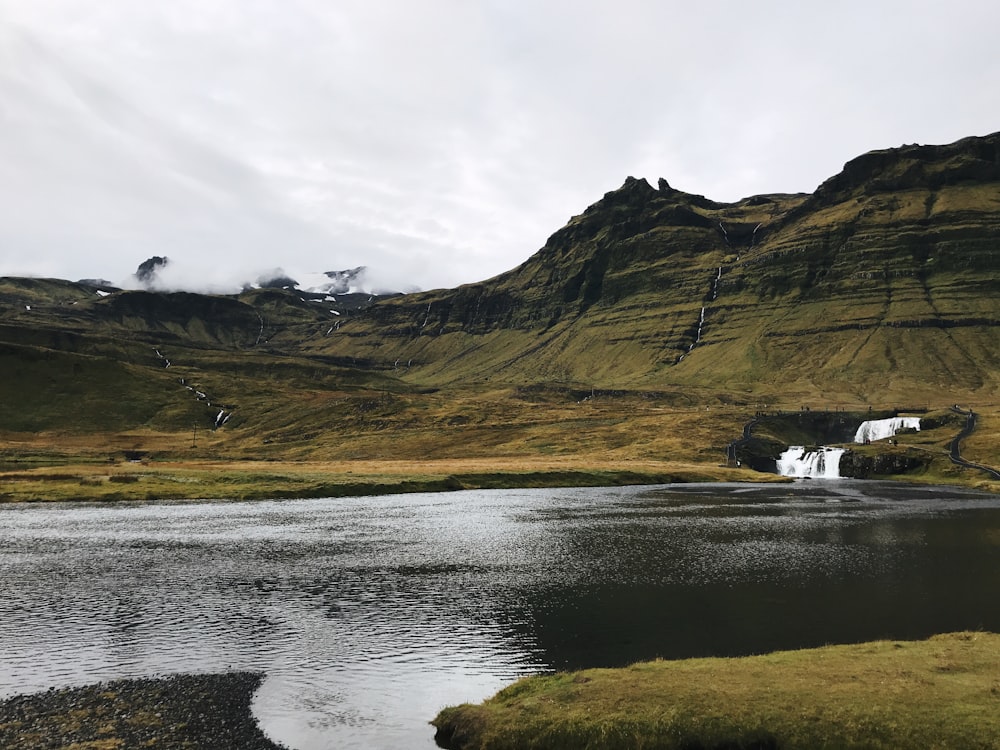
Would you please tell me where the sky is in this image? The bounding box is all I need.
[1,1,999,293]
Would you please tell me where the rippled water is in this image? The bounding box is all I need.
[3,481,1000,748]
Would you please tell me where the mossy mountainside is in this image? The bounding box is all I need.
[1,133,999,482]
[304,132,1000,402]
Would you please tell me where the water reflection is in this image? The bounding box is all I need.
[519,483,1000,669]
[1,482,1000,748]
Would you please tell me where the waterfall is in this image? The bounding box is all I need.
[777,446,846,479]
[688,307,707,351]
[710,267,722,300]
[854,417,921,443]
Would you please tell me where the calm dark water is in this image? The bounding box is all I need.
[2,481,1000,749]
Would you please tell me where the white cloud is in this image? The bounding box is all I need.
[1,0,999,291]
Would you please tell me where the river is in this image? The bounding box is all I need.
[2,481,1000,748]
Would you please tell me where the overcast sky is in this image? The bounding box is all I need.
[2,1,998,293]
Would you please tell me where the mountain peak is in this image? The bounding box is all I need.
[604,176,657,203]
[814,131,1000,203]
[134,256,169,287]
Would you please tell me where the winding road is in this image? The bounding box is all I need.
[948,406,1000,480]
[731,408,1000,481]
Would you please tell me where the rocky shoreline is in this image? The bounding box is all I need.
[0,672,287,749]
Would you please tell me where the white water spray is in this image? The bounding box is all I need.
[710,267,722,300]
[854,417,921,443]
[777,446,846,479]
[688,307,707,351]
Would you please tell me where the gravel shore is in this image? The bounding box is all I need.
[0,672,288,749]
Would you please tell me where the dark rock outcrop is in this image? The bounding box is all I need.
[77,278,117,289]
[256,271,299,289]
[839,450,929,478]
[812,132,1000,206]
[134,256,169,285]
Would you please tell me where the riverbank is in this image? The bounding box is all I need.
[433,631,1000,750]
[0,456,790,502]
[2,454,997,503]
[0,672,285,749]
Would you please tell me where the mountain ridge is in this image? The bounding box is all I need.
[1,132,999,453]
[281,131,999,402]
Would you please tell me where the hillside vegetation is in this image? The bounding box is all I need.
[2,133,999,498]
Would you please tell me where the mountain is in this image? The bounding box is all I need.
[0,132,998,473]
[301,132,1000,403]
[134,256,170,286]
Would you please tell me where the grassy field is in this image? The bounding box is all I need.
[0,392,779,501]
[1,395,996,502]
[0,452,783,504]
[433,631,1000,750]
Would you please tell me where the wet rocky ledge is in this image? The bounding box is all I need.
[0,672,287,750]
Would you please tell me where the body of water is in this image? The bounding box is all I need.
[3,481,1000,748]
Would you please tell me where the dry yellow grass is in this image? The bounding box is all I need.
[2,391,998,502]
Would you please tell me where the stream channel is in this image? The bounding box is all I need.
[3,482,1000,748]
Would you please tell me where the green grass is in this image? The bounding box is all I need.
[433,631,1000,750]
[0,458,784,503]
[2,385,997,502]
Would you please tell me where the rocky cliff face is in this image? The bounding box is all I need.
[839,450,929,478]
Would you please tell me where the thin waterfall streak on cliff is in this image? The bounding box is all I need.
[687,307,707,353]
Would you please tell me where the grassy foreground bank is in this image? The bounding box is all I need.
[433,632,1000,750]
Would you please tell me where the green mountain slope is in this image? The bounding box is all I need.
[305,132,1000,404]
[1,132,998,454]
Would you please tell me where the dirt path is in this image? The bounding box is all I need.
[949,406,1000,480]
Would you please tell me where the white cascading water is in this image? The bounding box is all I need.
[854,417,921,443]
[688,307,706,351]
[776,446,846,479]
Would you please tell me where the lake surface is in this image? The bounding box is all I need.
[3,481,1000,749]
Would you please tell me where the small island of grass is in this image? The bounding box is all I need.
[433,631,1000,750]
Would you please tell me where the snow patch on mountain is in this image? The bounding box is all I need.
[295,267,368,295]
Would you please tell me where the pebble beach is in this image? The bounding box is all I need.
[0,672,287,749]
